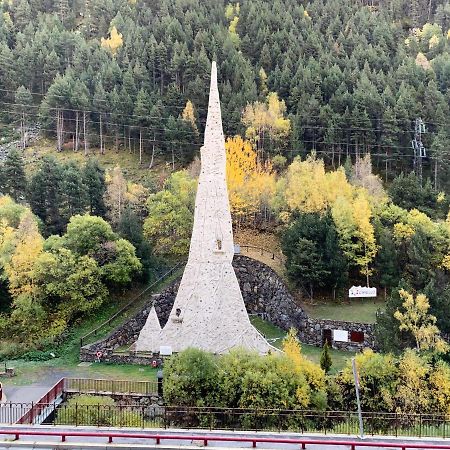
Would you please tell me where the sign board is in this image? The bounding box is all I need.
[160,346,173,356]
[349,286,377,298]
[333,329,349,342]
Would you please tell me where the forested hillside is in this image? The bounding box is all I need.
[0,0,449,186]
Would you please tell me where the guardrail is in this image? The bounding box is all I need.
[5,404,450,438]
[1,429,450,449]
[80,261,185,347]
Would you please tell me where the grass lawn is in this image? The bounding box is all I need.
[302,298,385,324]
[250,316,353,373]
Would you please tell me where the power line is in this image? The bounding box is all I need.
[0,88,448,128]
[6,123,440,159]
[0,101,444,137]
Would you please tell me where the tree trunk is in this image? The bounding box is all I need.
[56,109,63,152]
[99,113,103,155]
[75,111,79,152]
[139,128,142,165]
[20,113,25,149]
[434,158,438,191]
[171,146,175,171]
[149,133,156,169]
[115,128,119,152]
[83,111,88,156]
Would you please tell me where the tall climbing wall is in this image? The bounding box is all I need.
[136,62,272,354]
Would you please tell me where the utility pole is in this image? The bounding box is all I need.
[352,358,364,439]
[412,118,426,185]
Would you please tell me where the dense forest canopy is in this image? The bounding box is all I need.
[0,0,449,186]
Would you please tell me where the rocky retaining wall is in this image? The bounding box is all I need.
[80,255,376,362]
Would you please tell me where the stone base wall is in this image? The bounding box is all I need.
[80,255,376,362]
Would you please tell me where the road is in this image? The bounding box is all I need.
[0,426,446,449]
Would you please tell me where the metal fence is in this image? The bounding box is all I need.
[63,378,158,396]
[2,404,450,437]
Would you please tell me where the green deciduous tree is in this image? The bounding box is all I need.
[143,170,196,257]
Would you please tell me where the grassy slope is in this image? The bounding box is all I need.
[23,139,172,184]
[302,299,385,324]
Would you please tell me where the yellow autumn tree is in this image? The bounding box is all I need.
[5,212,43,299]
[394,289,448,353]
[283,155,352,214]
[429,362,450,414]
[101,26,123,56]
[242,92,291,159]
[181,100,198,134]
[225,136,275,227]
[331,191,377,284]
[282,328,326,401]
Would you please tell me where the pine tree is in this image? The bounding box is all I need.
[61,162,88,221]
[28,156,64,236]
[320,341,332,373]
[3,149,27,202]
[83,159,107,217]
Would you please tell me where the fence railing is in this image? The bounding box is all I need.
[237,243,283,262]
[16,378,65,425]
[3,403,450,438]
[80,261,185,347]
[63,378,158,396]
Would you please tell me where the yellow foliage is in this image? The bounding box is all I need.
[330,190,377,279]
[282,327,302,367]
[394,289,448,353]
[396,350,430,414]
[101,26,123,56]
[429,34,440,48]
[282,328,326,393]
[5,213,43,299]
[225,136,276,225]
[284,156,328,213]
[442,254,450,271]
[415,52,431,70]
[429,362,450,414]
[3,11,13,29]
[284,156,354,215]
[181,100,198,133]
[393,222,415,241]
[125,182,150,218]
[352,190,377,279]
[242,93,291,154]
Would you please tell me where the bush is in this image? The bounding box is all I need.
[164,348,327,411]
